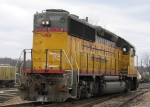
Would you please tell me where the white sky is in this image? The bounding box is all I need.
[0,0,150,60]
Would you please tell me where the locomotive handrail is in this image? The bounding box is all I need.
[22,49,73,86]
[62,49,73,86]
[15,73,19,84]
[15,51,23,84]
[75,50,82,84]
[15,51,23,67]
[136,55,138,70]
[23,49,32,70]
[20,62,24,75]
[46,49,73,86]
[75,51,129,75]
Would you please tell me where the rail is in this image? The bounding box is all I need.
[14,51,23,84]
[118,90,149,107]
[80,95,115,107]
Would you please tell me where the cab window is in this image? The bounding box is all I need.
[130,48,134,57]
[123,45,128,55]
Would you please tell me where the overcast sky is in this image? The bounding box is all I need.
[0,0,150,60]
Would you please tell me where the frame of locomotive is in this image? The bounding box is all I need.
[18,9,139,102]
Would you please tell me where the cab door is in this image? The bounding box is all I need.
[121,45,129,74]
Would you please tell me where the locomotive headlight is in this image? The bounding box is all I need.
[45,20,50,25]
[41,20,45,25]
[41,20,50,26]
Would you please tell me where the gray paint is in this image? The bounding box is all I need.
[103,75,120,81]
[34,12,69,31]
[101,81,125,94]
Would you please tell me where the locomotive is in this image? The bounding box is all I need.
[18,9,139,102]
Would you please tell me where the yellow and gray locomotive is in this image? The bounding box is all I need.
[18,9,139,102]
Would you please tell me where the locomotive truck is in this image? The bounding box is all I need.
[18,9,139,102]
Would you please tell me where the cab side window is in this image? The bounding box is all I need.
[123,45,128,55]
[130,48,134,57]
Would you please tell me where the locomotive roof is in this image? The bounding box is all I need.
[69,14,95,29]
[122,38,135,48]
[39,9,135,48]
[45,9,69,13]
[95,26,118,42]
[95,26,135,48]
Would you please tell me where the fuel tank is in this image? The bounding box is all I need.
[101,81,125,94]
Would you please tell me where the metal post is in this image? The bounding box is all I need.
[31,49,33,73]
[118,51,119,75]
[141,59,142,67]
[45,49,48,72]
[136,55,138,70]
[110,58,112,74]
[115,59,116,75]
[86,53,88,74]
[105,57,106,74]
[80,52,82,73]
[99,56,101,74]
[60,49,62,70]
[92,54,94,74]
[23,50,26,70]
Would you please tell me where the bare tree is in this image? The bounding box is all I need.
[82,15,99,26]
[88,16,99,26]
[141,51,150,73]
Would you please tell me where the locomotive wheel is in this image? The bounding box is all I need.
[86,90,91,98]
[132,78,138,90]
[130,80,134,90]
[77,89,81,99]
[5,82,14,87]
[5,84,10,87]
[80,88,86,99]
[124,80,131,93]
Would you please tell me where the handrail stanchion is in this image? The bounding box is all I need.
[87,53,88,74]
[15,51,23,84]
[115,59,116,75]
[105,57,106,74]
[80,52,82,73]
[31,49,33,73]
[62,49,73,86]
[45,49,48,72]
[99,56,101,74]
[75,50,81,84]
[60,50,62,70]
[20,62,24,75]
[23,50,26,70]
[92,54,94,74]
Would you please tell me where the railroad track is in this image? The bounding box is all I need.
[79,90,149,107]
[80,95,116,107]
[118,90,149,107]
[0,83,150,107]
[91,84,150,107]
[0,89,18,103]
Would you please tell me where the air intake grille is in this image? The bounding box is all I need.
[69,18,95,42]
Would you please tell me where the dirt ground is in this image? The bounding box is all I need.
[131,91,150,107]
